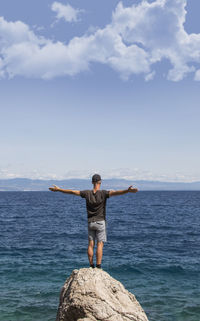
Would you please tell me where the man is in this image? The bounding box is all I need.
[49,174,138,269]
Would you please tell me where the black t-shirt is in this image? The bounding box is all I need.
[80,190,110,222]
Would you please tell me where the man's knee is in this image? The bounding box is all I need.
[97,241,104,248]
[88,240,95,249]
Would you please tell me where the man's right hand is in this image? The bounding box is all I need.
[49,185,60,192]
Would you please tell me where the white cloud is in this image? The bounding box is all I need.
[0,0,200,80]
[145,70,155,81]
[51,2,82,23]
[1,167,199,182]
[112,0,200,81]
[194,69,200,81]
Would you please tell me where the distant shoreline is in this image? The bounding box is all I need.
[0,178,200,191]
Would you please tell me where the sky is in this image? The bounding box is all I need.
[0,0,200,182]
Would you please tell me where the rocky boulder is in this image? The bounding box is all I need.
[56,268,149,321]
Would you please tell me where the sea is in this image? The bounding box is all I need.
[0,191,199,321]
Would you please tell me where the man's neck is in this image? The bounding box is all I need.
[93,185,101,193]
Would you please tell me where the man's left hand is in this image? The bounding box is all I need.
[128,185,138,193]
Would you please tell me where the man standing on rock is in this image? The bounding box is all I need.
[49,174,138,269]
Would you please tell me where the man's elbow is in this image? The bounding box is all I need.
[109,190,116,197]
[74,191,81,196]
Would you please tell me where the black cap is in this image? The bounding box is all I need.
[92,174,101,183]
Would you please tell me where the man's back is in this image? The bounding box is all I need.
[80,190,110,222]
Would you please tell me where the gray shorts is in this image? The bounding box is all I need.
[88,220,107,243]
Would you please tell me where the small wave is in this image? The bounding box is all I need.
[151,204,174,207]
[108,264,144,275]
[152,264,200,275]
[160,265,185,273]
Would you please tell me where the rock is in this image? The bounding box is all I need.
[56,268,149,321]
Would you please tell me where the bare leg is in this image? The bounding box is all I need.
[88,240,95,265]
[96,241,104,265]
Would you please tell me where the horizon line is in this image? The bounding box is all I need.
[0,177,200,184]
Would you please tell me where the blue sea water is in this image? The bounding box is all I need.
[0,191,199,321]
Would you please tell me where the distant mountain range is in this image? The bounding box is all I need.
[0,178,200,191]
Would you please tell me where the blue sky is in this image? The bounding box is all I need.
[0,0,200,182]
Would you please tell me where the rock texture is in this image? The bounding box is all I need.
[56,268,149,321]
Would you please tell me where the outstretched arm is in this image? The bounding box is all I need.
[49,185,80,196]
[109,185,138,197]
